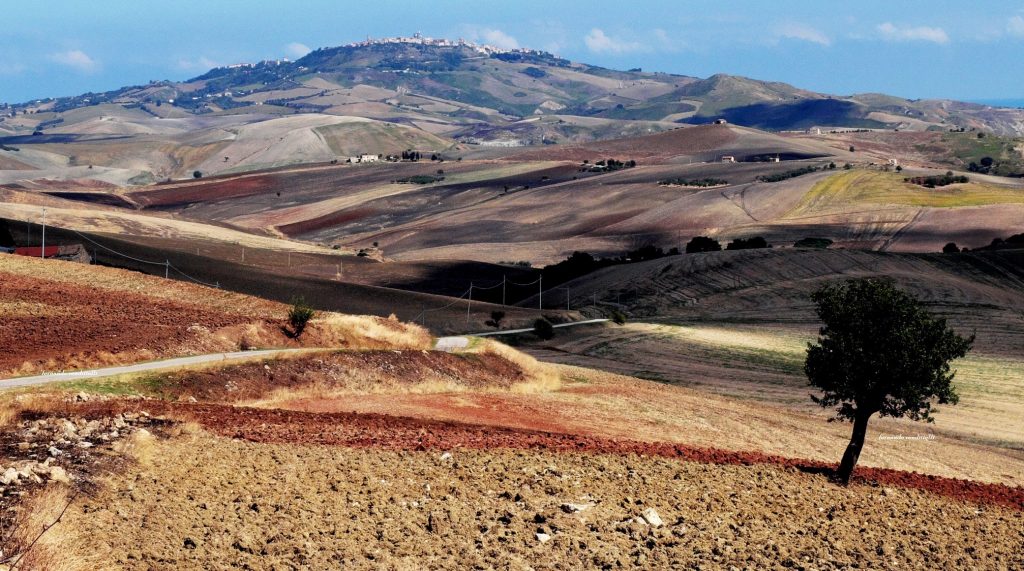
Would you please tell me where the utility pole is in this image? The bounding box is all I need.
[593,292,597,307]
[502,275,506,307]
[40,208,46,258]
[241,246,245,263]
[165,260,169,279]
[467,282,473,323]
[538,275,543,310]
[566,287,570,311]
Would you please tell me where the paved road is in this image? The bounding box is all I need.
[468,318,610,337]
[435,318,611,351]
[0,348,318,390]
[2,319,612,388]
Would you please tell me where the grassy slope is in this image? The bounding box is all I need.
[789,169,1024,214]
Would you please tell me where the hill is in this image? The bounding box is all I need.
[2,35,1023,160]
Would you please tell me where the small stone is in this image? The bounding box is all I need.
[1,467,18,485]
[562,502,594,514]
[183,537,197,549]
[641,508,663,528]
[47,466,70,484]
[78,441,94,449]
[75,392,89,402]
[17,442,30,451]
[536,532,551,544]
[187,396,197,403]
[439,452,452,461]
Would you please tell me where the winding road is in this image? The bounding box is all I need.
[1,318,611,388]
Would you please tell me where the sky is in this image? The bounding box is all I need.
[2,0,1023,104]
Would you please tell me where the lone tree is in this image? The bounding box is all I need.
[805,279,973,484]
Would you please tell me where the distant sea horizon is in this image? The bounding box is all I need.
[967,98,1024,109]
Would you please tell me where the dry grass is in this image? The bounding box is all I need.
[471,339,562,393]
[3,486,101,571]
[302,313,432,350]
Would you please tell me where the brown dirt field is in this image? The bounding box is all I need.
[510,124,739,162]
[70,400,1024,511]
[59,432,1024,570]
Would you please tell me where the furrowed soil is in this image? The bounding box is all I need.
[0,260,274,376]
[62,430,1024,570]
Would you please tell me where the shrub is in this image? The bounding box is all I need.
[726,236,770,250]
[794,237,833,249]
[756,165,820,183]
[533,318,555,340]
[287,296,315,338]
[485,311,506,329]
[610,309,627,325]
[942,242,960,254]
[193,170,203,179]
[658,177,728,187]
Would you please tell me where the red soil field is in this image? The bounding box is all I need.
[0,272,259,375]
[76,400,1024,511]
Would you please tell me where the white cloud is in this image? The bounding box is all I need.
[285,42,311,58]
[461,26,520,50]
[480,28,519,50]
[775,22,831,46]
[877,22,949,44]
[49,49,99,73]
[584,28,643,54]
[0,61,25,75]
[1008,15,1024,37]
[176,56,220,71]
[652,28,685,51]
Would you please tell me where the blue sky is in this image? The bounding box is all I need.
[2,0,1023,104]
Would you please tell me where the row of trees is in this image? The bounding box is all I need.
[905,172,969,188]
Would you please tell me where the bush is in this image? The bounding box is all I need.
[904,174,968,188]
[726,236,770,250]
[533,318,555,340]
[287,296,315,338]
[193,170,203,179]
[685,236,722,253]
[794,237,833,249]
[610,309,627,325]
[942,242,960,254]
[485,311,505,329]
[658,177,727,187]
[756,165,820,183]
[395,175,444,184]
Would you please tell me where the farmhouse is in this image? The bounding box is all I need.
[10,244,90,263]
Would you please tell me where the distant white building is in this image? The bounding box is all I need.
[349,154,381,163]
[720,155,736,163]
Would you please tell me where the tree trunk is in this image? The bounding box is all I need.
[836,410,872,484]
